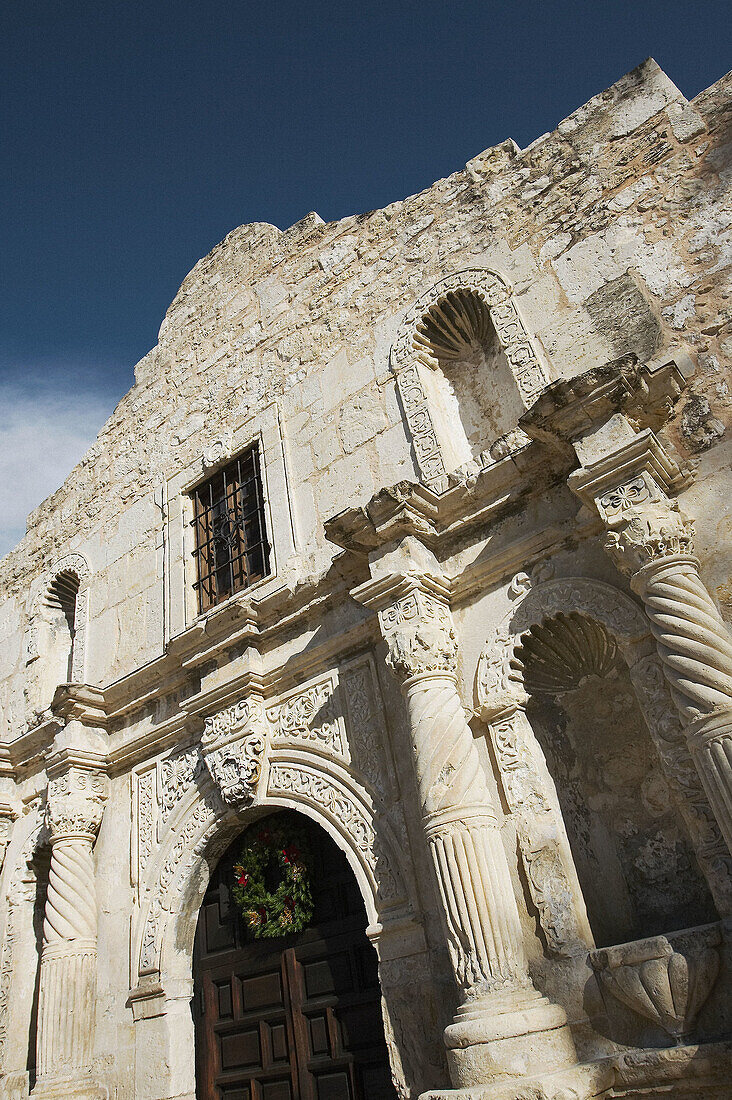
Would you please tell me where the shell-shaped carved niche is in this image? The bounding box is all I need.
[407,286,526,473]
[512,611,621,696]
[413,289,493,369]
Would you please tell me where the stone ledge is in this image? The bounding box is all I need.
[419,1059,615,1100]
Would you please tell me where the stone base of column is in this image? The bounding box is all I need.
[31,1080,107,1100]
[443,987,577,1089]
[419,1059,615,1100]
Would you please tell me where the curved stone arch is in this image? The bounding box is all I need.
[134,755,415,987]
[130,761,437,1100]
[476,575,652,718]
[26,551,92,682]
[390,269,552,491]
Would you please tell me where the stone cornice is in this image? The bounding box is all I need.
[51,683,108,728]
[100,559,365,723]
[325,439,564,556]
[519,352,691,448]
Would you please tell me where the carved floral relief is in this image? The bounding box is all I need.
[267,677,347,760]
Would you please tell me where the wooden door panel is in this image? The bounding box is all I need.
[238,968,285,1013]
[312,1070,352,1100]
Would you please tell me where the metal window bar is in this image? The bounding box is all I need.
[191,446,271,613]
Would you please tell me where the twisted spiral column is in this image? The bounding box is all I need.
[632,555,732,854]
[595,473,732,857]
[44,839,98,945]
[35,765,106,1094]
[633,558,732,720]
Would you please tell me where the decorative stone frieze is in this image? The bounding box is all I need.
[267,676,346,760]
[201,695,268,808]
[354,562,578,1091]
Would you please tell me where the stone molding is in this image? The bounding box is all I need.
[390,269,551,491]
[133,754,415,982]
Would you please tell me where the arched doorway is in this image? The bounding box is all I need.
[193,810,397,1100]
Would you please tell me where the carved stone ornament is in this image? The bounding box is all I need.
[201,434,233,472]
[201,696,268,807]
[0,815,13,872]
[590,923,722,1041]
[597,473,696,576]
[268,677,346,759]
[380,590,458,681]
[476,577,650,718]
[389,269,550,490]
[46,766,108,840]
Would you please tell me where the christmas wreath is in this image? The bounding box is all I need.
[232,815,314,938]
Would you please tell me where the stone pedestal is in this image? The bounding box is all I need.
[354,569,581,1092]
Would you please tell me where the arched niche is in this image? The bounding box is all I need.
[515,611,717,947]
[129,760,445,1100]
[25,553,91,710]
[390,269,552,491]
[475,577,732,957]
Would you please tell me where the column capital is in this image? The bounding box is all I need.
[46,764,108,842]
[46,687,108,843]
[352,571,457,682]
[567,432,696,577]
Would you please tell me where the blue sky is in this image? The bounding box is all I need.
[1,1,729,556]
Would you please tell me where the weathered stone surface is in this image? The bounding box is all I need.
[0,59,731,1100]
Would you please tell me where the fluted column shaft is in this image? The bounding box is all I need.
[597,471,732,856]
[402,669,528,992]
[35,764,107,1093]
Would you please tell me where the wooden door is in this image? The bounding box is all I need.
[193,814,397,1100]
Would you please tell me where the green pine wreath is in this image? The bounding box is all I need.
[232,815,314,938]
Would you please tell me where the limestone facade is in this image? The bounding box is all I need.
[0,58,731,1100]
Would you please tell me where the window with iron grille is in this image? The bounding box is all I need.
[191,445,271,613]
